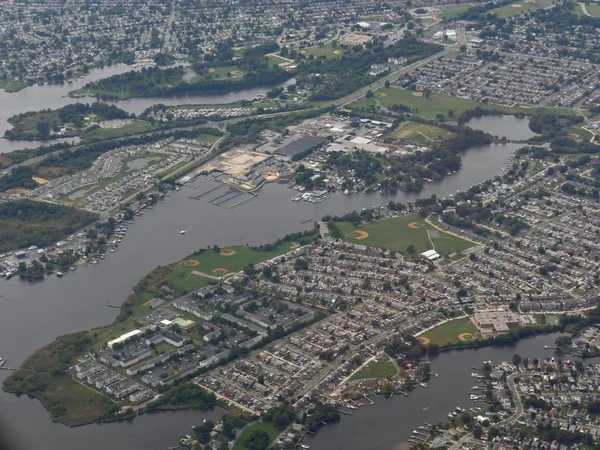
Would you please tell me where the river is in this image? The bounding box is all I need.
[466,115,536,141]
[0,64,294,154]
[305,333,598,450]
[0,112,531,448]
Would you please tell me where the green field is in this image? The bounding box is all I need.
[393,121,456,144]
[489,0,554,18]
[185,241,308,274]
[194,133,221,144]
[564,126,593,142]
[83,120,153,141]
[3,80,29,92]
[420,317,480,346]
[233,422,281,450]
[168,237,316,290]
[192,65,244,82]
[586,3,600,16]
[267,54,292,68]
[361,87,540,120]
[350,357,397,380]
[338,214,475,257]
[300,42,345,59]
[439,4,472,19]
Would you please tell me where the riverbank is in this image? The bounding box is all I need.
[2,229,319,426]
[0,124,532,450]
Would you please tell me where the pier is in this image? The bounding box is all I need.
[228,192,257,209]
[363,394,374,405]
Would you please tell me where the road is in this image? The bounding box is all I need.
[330,30,466,109]
[0,110,298,175]
[448,372,524,449]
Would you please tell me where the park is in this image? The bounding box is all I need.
[338,213,476,257]
[419,317,480,346]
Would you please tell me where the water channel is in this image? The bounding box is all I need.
[0,96,537,448]
[306,333,596,450]
[0,64,294,154]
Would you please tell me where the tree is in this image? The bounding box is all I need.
[243,430,270,450]
[366,90,374,98]
[473,426,483,439]
[406,244,416,254]
[512,354,522,366]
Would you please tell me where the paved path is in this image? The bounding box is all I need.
[579,2,593,16]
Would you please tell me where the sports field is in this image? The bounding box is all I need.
[393,121,456,144]
[338,214,475,257]
[489,0,554,18]
[166,238,315,291]
[300,42,345,59]
[360,87,544,120]
[192,66,244,82]
[420,317,480,346]
[350,357,397,380]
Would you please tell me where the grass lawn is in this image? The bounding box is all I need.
[195,133,221,144]
[586,3,600,16]
[439,4,471,19]
[338,214,475,256]
[192,66,244,82]
[3,80,29,92]
[233,422,281,450]
[171,236,317,289]
[565,126,594,142]
[185,241,310,275]
[300,42,345,59]
[393,121,456,144]
[489,0,554,18]
[420,317,480,346]
[266,54,292,68]
[164,263,212,292]
[350,357,397,380]
[359,87,542,120]
[83,120,153,141]
[89,318,137,352]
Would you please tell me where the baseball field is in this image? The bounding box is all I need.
[338,214,475,256]
[419,317,480,346]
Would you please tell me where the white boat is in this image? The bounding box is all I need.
[180,230,187,235]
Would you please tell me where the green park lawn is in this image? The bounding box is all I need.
[168,236,317,290]
[300,42,345,59]
[233,422,281,450]
[194,133,221,144]
[338,214,475,257]
[350,357,397,380]
[489,0,555,18]
[362,87,539,120]
[3,80,29,92]
[420,317,480,346]
[192,65,244,82]
[393,120,456,144]
[83,120,153,141]
[586,3,600,16]
[267,54,292,68]
[439,4,472,19]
